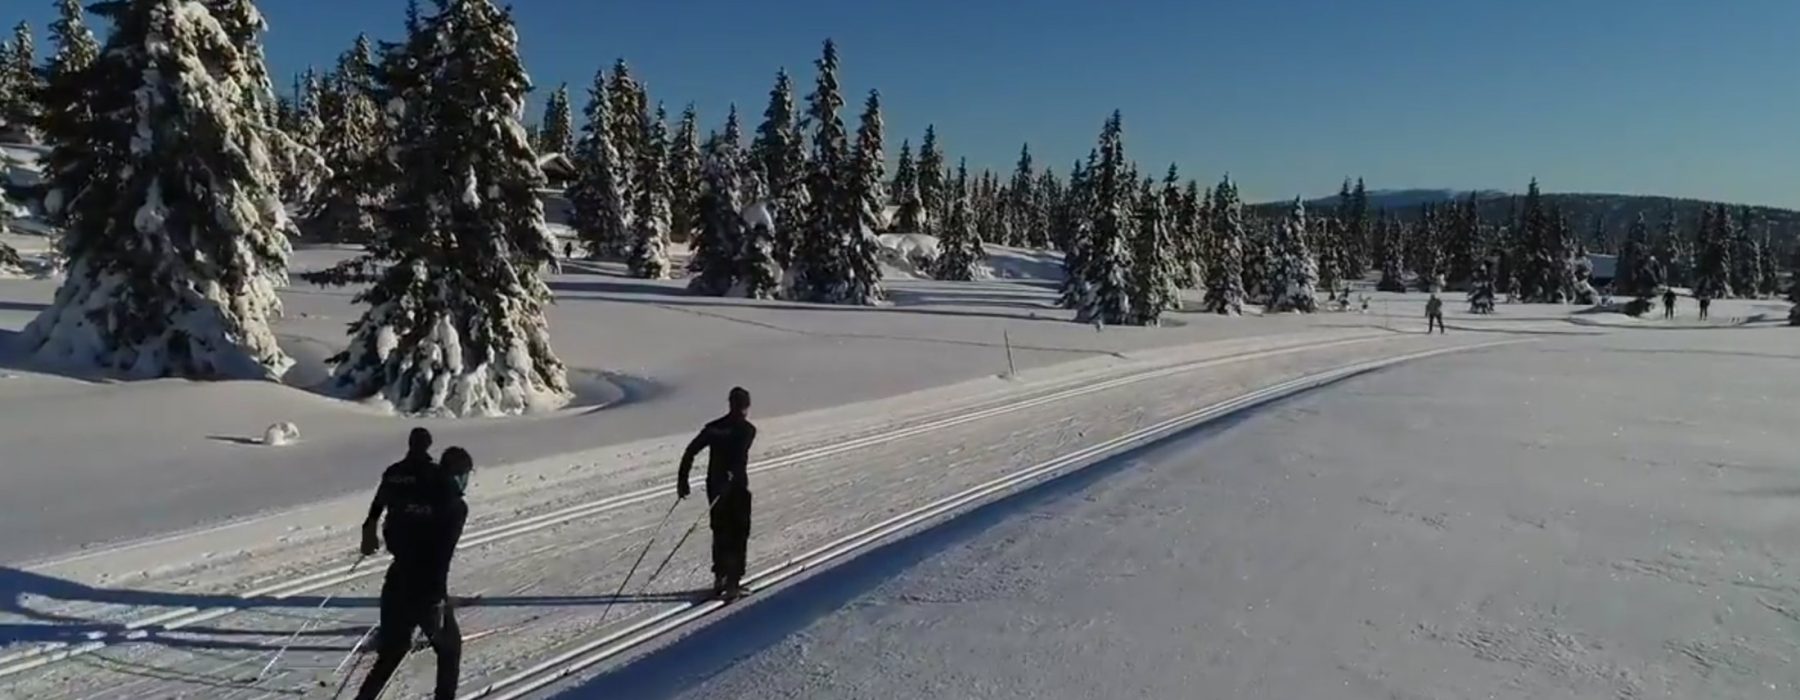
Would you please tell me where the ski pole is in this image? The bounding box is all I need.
[256,553,367,682]
[333,624,376,676]
[639,491,726,590]
[591,497,683,631]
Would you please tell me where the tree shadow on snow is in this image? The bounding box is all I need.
[0,327,122,384]
[205,435,266,447]
[0,300,49,313]
[548,386,1338,699]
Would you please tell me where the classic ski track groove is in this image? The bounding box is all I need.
[463,339,1525,700]
[0,332,1390,680]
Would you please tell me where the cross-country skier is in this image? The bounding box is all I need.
[354,432,470,700]
[1698,294,1712,321]
[677,387,758,600]
[1425,293,1446,334]
[1662,288,1677,319]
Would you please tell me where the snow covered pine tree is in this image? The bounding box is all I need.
[933,160,985,281]
[1077,112,1133,325]
[689,106,746,296]
[22,0,295,379]
[1266,198,1319,312]
[1202,175,1248,315]
[568,68,630,258]
[626,104,673,278]
[314,0,570,416]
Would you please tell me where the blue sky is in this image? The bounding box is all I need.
[11,0,1799,207]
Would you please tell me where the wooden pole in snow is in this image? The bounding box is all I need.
[1003,330,1017,377]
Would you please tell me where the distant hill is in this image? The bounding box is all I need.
[1253,189,1800,252]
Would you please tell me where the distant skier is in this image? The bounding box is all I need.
[1425,293,1446,334]
[677,387,758,599]
[354,431,470,700]
[563,241,574,259]
[1662,289,1676,319]
[1698,294,1712,321]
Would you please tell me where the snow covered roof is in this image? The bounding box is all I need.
[536,152,576,180]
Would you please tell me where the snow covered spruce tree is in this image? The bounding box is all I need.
[1057,156,1095,310]
[1467,260,1495,313]
[1203,175,1248,315]
[22,0,296,379]
[1129,177,1178,324]
[1414,204,1445,292]
[39,0,98,146]
[314,0,569,415]
[750,68,803,265]
[1693,204,1732,300]
[841,88,887,300]
[914,125,947,235]
[1614,213,1659,303]
[738,201,782,300]
[1075,112,1134,325]
[785,41,880,305]
[303,35,384,243]
[1445,193,1481,289]
[568,68,629,257]
[1266,198,1319,313]
[1730,207,1762,298]
[688,105,745,296]
[1757,233,1780,298]
[668,104,702,243]
[539,83,573,155]
[1174,178,1205,289]
[627,104,673,278]
[0,206,23,274]
[1009,144,1043,248]
[1,21,43,141]
[888,139,922,232]
[1375,212,1407,292]
[1787,243,1800,325]
[606,60,647,211]
[933,160,984,281]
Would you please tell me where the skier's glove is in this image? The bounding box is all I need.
[677,481,691,499]
[359,521,380,556]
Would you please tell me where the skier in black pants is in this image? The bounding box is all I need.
[1425,294,1446,334]
[1662,289,1677,319]
[1698,295,1712,321]
[354,431,471,700]
[678,387,758,599]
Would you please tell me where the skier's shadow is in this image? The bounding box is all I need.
[0,566,704,651]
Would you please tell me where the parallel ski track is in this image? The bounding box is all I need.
[0,332,1391,682]
[462,339,1523,700]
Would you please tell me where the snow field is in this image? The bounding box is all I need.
[660,329,1800,700]
[0,333,1461,698]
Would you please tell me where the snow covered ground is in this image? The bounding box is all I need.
[568,327,1800,700]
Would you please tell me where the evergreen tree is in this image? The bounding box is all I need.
[0,21,42,141]
[750,68,803,265]
[1175,178,1205,289]
[208,0,323,207]
[1036,167,1063,250]
[539,83,574,155]
[1266,198,1319,312]
[1203,175,1248,315]
[787,40,874,305]
[934,160,985,281]
[1336,178,1370,278]
[1445,193,1481,289]
[1653,201,1687,288]
[842,88,887,301]
[39,0,99,149]
[1414,204,1445,291]
[311,0,568,415]
[606,59,647,225]
[738,200,781,299]
[1241,218,1271,303]
[567,68,629,257]
[627,104,672,278]
[1467,258,1497,315]
[1376,212,1406,292]
[1513,179,1564,302]
[1788,243,1800,326]
[1615,213,1659,301]
[0,205,23,274]
[1128,178,1177,324]
[1009,144,1044,248]
[667,103,702,243]
[1057,157,1094,310]
[689,105,745,296]
[1731,206,1762,297]
[1569,235,1598,304]
[22,0,296,379]
[1077,112,1133,325]
[1694,204,1733,299]
[888,139,921,231]
[915,125,946,235]
[302,36,385,243]
[1757,233,1780,299]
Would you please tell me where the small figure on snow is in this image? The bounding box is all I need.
[1425,293,1446,334]
[1698,294,1712,321]
[354,430,470,700]
[677,387,758,600]
[1662,288,1677,320]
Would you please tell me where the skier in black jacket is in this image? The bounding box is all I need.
[678,387,758,598]
[354,431,470,700]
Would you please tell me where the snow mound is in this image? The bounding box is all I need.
[876,233,1064,283]
[262,421,301,446]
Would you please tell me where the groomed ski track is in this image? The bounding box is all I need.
[0,331,1508,699]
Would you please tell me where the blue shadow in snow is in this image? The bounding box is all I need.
[552,374,1365,699]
